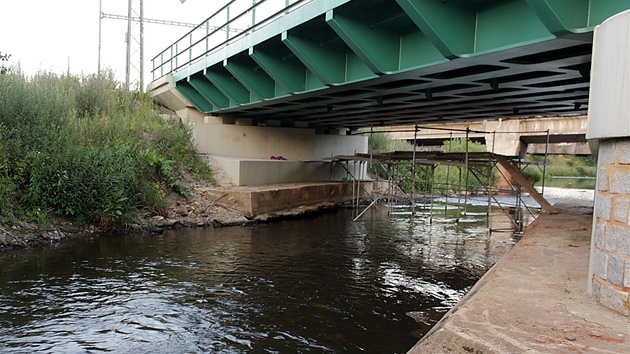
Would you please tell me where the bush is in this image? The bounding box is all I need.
[521,167,542,185]
[0,69,213,226]
[364,134,494,195]
[433,138,491,194]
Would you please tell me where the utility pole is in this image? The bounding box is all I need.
[125,0,133,89]
[98,0,103,75]
[99,0,194,90]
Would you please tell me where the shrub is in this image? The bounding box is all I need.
[521,167,542,185]
[433,138,491,194]
[0,69,213,226]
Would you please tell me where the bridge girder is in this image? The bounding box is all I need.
[158,0,630,130]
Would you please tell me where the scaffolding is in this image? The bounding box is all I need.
[330,126,557,234]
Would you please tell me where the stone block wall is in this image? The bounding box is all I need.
[591,138,630,316]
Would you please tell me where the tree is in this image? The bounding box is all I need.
[1,51,11,74]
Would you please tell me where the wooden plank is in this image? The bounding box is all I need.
[493,154,558,214]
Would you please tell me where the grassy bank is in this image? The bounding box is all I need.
[0,69,213,228]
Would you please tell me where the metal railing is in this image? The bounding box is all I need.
[151,0,312,80]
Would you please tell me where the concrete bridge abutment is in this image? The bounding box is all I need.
[587,10,630,317]
[148,76,368,187]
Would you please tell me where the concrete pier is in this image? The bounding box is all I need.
[410,201,630,353]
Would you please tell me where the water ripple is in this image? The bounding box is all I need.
[0,205,517,353]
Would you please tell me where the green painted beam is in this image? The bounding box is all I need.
[325,10,398,74]
[526,0,630,33]
[176,79,215,113]
[474,0,553,53]
[400,30,448,71]
[524,0,588,34]
[397,0,554,58]
[224,55,288,100]
[204,66,257,106]
[282,31,377,86]
[395,0,476,58]
[249,46,326,94]
[188,73,229,110]
[326,9,446,74]
[588,0,630,28]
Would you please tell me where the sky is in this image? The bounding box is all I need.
[1,0,228,87]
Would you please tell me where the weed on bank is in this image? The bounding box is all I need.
[0,70,212,227]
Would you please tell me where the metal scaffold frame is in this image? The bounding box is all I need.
[330,125,557,234]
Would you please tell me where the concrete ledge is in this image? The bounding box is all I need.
[410,201,630,353]
[198,182,359,217]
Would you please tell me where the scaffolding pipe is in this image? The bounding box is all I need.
[487,156,493,233]
[357,160,363,210]
[411,125,418,215]
[445,132,453,216]
[542,129,550,195]
[353,189,389,222]
[430,165,436,224]
[468,168,520,230]
[463,127,470,216]
[456,157,462,222]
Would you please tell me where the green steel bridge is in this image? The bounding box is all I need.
[151,0,630,130]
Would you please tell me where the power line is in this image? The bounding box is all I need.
[98,0,198,90]
[101,13,199,29]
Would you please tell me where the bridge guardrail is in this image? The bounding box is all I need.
[151,0,312,81]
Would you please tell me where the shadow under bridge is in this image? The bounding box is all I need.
[150,0,630,130]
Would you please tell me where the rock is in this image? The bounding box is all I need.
[214,216,250,226]
[164,219,178,227]
[406,311,428,323]
[176,206,188,217]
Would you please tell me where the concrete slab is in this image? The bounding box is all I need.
[197,182,358,218]
[410,201,630,353]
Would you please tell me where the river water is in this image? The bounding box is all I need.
[0,203,520,353]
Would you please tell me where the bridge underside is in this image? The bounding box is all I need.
[163,0,630,130]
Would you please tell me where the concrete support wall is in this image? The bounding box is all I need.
[212,156,358,186]
[192,117,316,161]
[184,113,367,186]
[587,10,630,316]
[189,115,366,161]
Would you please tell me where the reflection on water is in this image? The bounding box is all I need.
[0,203,518,353]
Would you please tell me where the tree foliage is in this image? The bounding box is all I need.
[433,138,490,194]
[0,51,10,74]
[366,134,494,195]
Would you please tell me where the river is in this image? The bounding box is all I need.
[0,202,522,353]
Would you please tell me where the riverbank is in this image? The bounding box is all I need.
[0,178,348,252]
[409,200,630,353]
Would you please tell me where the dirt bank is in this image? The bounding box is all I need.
[0,176,345,252]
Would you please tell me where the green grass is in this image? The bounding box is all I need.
[527,154,596,178]
[0,69,213,227]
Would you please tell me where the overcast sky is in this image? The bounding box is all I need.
[1,0,227,86]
